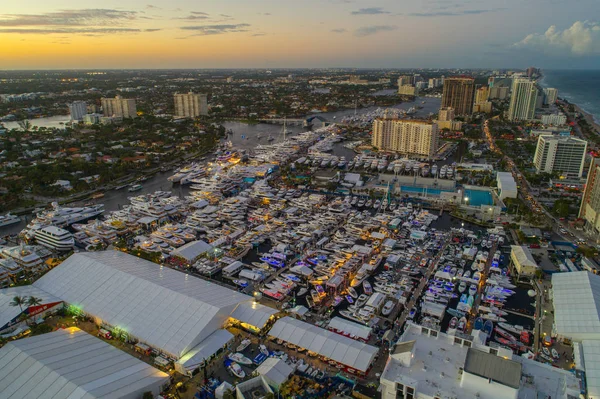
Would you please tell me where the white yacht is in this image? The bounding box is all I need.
[0,213,20,227]
[24,203,104,238]
[35,226,74,252]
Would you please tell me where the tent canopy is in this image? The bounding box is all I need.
[255,357,294,388]
[552,271,600,340]
[268,317,378,372]
[32,251,250,359]
[230,302,278,330]
[327,317,372,340]
[0,328,168,399]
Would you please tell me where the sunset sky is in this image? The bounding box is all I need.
[1,0,600,69]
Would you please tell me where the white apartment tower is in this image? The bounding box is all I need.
[533,135,587,177]
[544,87,558,105]
[68,101,87,121]
[372,117,438,158]
[101,96,137,118]
[174,92,208,118]
[507,78,537,121]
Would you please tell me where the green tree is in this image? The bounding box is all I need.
[9,296,26,312]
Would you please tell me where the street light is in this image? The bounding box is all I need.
[464,197,469,205]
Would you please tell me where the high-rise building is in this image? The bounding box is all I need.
[579,158,600,239]
[544,88,558,105]
[441,77,475,115]
[398,85,417,96]
[527,66,539,77]
[541,113,567,126]
[438,107,455,122]
[174,92,208,118]
[533,135,587,177]
[397,75,412,87]
[68,101,87,121]
[475,86,489,104]
[489,86,509,100]
[372,117,438,158]
[507,78,537,121]
[101,96,137,118]
[473,86,492,113]
[428,78,442,89]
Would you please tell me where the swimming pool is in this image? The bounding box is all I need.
[464,189,493,206]
[399,186,454,195]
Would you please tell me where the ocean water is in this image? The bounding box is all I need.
[540,69,600,124]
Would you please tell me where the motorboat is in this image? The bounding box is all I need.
[259,345,269,356]
[363,281,372,295]
[457,317,467,332]
[473,317,484,331]
[347,287,358,299]
[498,322,527,335]
[382,301,394,316]
[551,348,559,359]
[229,353,252,365]
[458,281,466,293]
[228,362,245,378]
[236,339,251,352]
[468,284,477,296]
[356,294,369,307]
[483,320,493,338]
[297,287,308,296]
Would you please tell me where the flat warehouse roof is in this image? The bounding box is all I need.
[0,328,169,398]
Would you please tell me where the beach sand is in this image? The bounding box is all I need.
[574,104,600,135]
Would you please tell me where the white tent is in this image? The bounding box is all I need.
[0,328,169,398]
[255,357,294,389]
[0,286,62,333]
[175,329,234,374]
[552,271,600,341]
[230,302,278,330]
[171,240,213,263]
[327,317,372,341]
[268,316,378,373]
[215,381,234,399]
[32,251,250,359]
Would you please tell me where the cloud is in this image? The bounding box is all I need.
[191,11,209,16]
[146,5,161,10]
[180,23,251,36]
[175,14,210,20]
[0,27,140,34]
[513,21,600,56]
[331,28,347,33]
[0,9,137,27]
[252,33,267,36]
[144,28,161,32]
[354,25,396,37]
[404,8,503,17]
[351,7,390,15]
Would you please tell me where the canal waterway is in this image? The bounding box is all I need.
[0,97,442,236]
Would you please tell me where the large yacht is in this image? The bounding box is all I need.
[34,226,75,252]
[0,213,20,227]
[23,202,104,238]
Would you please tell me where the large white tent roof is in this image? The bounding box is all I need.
[0,328,169,399]
[552,271,600,340]
[268,317,378,372]
[230,302,278,330]
[582,340,600,399]
[32,251,250,358]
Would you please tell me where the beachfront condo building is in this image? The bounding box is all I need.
[507,78,537,121]
[580,158,600,240]
[544,88,558,105]
[372,117,438,158]
[101,96,137,118]
[533,135,587,177]
[441,77,475,115]
[68,101,87,121]
[174,92,208,118]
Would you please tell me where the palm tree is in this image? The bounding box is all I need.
[9,296,26,312]
[27,296,42,308]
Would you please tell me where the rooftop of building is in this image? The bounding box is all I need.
[381,323,580,399]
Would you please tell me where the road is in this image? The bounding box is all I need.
[483,119,584,242]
